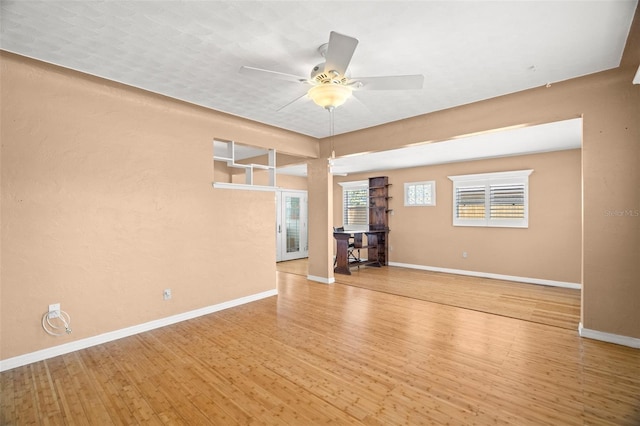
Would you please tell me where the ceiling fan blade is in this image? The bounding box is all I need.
[276,92,309,112]
[324,31,359,77]
[349,92,371,113]
[351,75,424,90]
[239,66,308,84]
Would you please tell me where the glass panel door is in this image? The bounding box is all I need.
[276,190,308,261]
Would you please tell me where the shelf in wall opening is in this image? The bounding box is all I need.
[213,140,277,188]
[226,163,253,170]
[212,182,277,192]
[250,164,274,170]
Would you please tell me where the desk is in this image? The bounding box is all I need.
[333,229,388,275]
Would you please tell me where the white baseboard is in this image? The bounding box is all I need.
[388,262,581,289]
[307,274,335,284]
[579,323,640,348]
[0,288,278,372]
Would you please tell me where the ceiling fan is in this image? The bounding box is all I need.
[239,31,424,112]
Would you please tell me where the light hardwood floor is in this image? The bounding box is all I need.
[335,265,581,330]
[2,268,639,425]
[278,259,581,329]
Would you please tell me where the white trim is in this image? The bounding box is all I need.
[579,323,640,348]
[338,180,368,189]
[212,182,277,192]
[388,262,581,289]
[0,289,278,372]
[448,169,534,182]
[307,275,335,284]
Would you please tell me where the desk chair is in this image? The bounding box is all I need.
[333,227,361,267]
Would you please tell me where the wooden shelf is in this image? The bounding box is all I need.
[368,176,390,266]
[336,176,391,275]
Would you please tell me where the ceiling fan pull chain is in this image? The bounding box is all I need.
[329,107,336,159]
[330,107,334,137]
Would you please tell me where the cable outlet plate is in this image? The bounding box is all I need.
[48,303,61,319]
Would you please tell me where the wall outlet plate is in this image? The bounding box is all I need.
[163,289,172,300]
[48,303,61,319]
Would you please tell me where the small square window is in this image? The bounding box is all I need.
[404,181,436,206]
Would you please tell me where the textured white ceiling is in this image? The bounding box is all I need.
[1,1,637,140]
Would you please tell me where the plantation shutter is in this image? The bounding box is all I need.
[490,183,525,219]
[455,185,486,219]
[449,170,532,228]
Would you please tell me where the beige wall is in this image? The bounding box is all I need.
[274,174,308,191]
[316,61,639,338]
[214,161,232,183]
[333,149,582,283]
[0,53,315,360]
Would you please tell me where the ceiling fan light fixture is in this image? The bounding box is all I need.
[308,83,352,110]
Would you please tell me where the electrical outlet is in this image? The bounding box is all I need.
[48,303,61,319]
[462,251,468,258]
[163,289,172,300]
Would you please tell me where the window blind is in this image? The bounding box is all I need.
[343,188,368,228]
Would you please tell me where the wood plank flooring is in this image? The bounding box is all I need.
[2,268,639,425]
[334,264,581,330]
[277,259,581,330]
